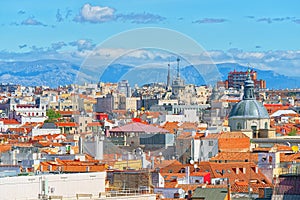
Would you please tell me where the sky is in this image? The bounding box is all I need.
[1,0,300,77]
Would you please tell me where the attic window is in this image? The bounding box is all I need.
[180,168,185,173]
[168,170,173,173]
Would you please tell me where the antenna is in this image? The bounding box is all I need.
[167,63,171,89]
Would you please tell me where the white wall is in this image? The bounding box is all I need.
[21,116,48,125]
[31,128,61,136]
[0,172,106,200]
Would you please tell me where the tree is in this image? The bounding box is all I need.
[46,109,61,122]
[288,128,297,136]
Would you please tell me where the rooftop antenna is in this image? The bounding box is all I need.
[176,57,180,78]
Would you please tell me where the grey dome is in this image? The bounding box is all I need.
[229,99,269,119]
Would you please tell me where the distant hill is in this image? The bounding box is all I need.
[0,59,298,89]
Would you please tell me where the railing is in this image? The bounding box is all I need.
[277,165,300,176]
[104,188,151,197]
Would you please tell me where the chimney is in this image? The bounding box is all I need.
[234,167,239,174]
[227,184,231,200]
[151,157,155,169]
[185,166,190,184]
[243,167,246,174]
[255,166,258,173]
[78,136,83,154]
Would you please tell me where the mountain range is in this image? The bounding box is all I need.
[0,59,298,89]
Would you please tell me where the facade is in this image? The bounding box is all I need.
[199,134,219,162]
[220,69,266,89]
[118,80,132,97]
[0,172,106,200]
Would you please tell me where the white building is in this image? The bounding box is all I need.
[0,172,106,200]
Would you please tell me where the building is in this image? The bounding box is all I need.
[118,80,131,97]
[0,172,106,200]
[229,72,275,138]
[220,69,266,90]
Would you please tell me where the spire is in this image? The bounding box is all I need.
[167,63,171,90]
[176,57,180,78]
[243,69,255,100]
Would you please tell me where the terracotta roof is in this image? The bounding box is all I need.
[154,159,182,169]
[164,181,178,188]
[0,119,20,125]
[7,127,32,134]
[198,161,273,194]
[57,110,80,116]
[280,152,300,163]
[274,144,293,151]
[177,184,200,192]
[55,122,78,127]
[161,122,178,134]
[218,133,250,152]
[39,158,107,172]
[0,144,11,153]
[219,131,249,139]
[210,152,258,163]
[87,122,102,127]
[161,173,186,181]
[253,147,271,152]
[176,132,193,140]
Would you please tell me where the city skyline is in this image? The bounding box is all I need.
[1,0,300,78]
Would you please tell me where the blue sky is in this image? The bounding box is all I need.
[1,0,300,76]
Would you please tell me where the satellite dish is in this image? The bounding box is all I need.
[178,188,184,195]
[190,160,195,165]
[194,164,198,169]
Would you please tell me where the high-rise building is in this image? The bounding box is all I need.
[219,69,266,89]
[117,80,131,97]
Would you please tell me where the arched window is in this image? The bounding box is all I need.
[237,122,242,130]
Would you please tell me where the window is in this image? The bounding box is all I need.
[209,141,213,146]
[265,122,268,129]
[237,122,242,130]
[208,152,212,158]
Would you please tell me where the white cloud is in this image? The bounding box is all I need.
[116,12,166,24]
[74,3,115,23]
[69,39,96,51]
[21,17,47,26]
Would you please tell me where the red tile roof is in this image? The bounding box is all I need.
[210,152,258,163]
[0,119,20,125]
[87,122,102,127]
[39,158,107,172]
[55,122,78,127]
[198,161,273,194]
[0,144,11,153]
